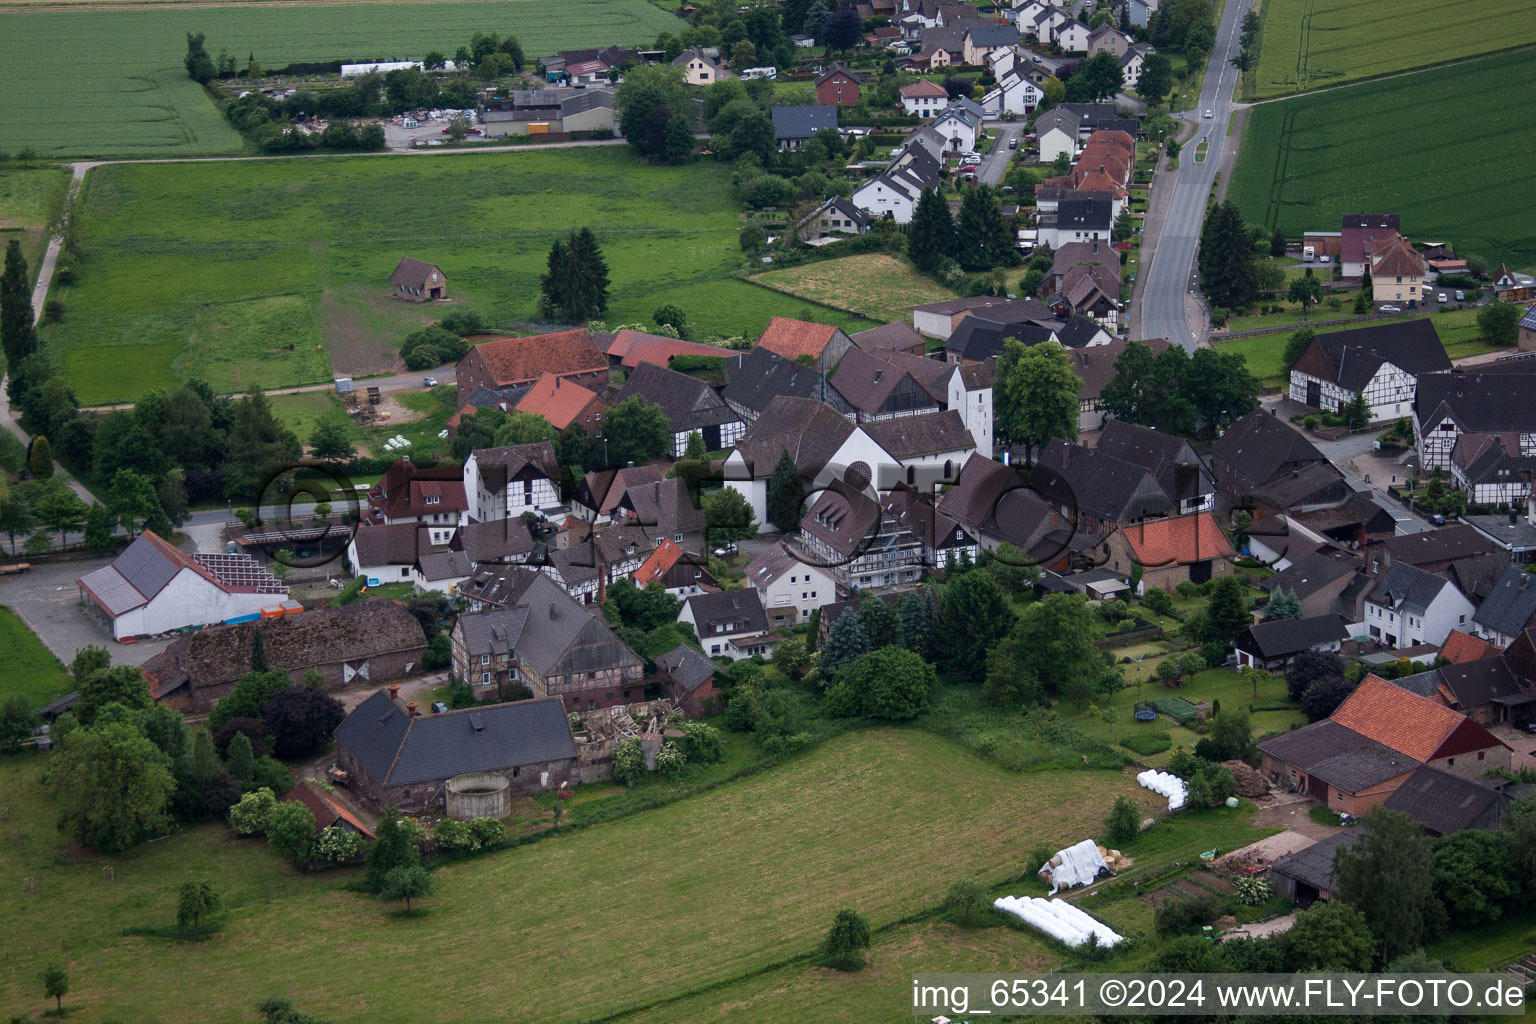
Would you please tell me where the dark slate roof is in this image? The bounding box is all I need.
[945,317,1057,361]
[771,104,838,140]
[1368,561,1452,616]
[1270,831,1361,893]
[1290,318,1451,390]
[849,321,926,354]
[684,588,769,636]
[1414,370,1536,433]
[1261,552,1358,600]
[458,605,531,657]
[1382,523,1496,567]
[1449,550,1511,602]
[1055,197,1114,231]
[458,567,543,609]
[1390,668,1444,699]
[1055,316,1108,349]
[336,689,576,787]
[1438,656,1526,709]
[613,361,735,434]
[1258,719,1419,791]
[1095,420,1211,504]
[1472,566,1536,638]
[620,476,704,539]
[731,397,856,479]
[1236,614,1350,659]
[351,522,435,567]
[801,477,883,559]
[1382,766,1504,835]
[656,644,716,692]
[389,257,442,290]
[1036,439,1172,522]
[1211,410,1327,486]
[471,441,559,487]
[1253,462,1348,511]
[459,517,538,565]
[861,410,974,459]
[722,345,823,415]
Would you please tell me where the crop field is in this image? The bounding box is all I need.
[47,148,858,405]
[0,0,681,157]
[1251,0,1536,98]
[0,729,1143,1022]
[0,608,72,709]
[1230,50,1536,270]
[753,253,959,323]
[0,166,71,286]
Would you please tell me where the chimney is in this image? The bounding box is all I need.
[549,602,557,619]
[406,701,419,718]
[388,684,401,702]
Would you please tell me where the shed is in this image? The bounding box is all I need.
[1267,831,1360,905]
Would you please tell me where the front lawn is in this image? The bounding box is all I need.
[0,607,73,709]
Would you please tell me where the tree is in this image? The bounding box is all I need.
[955,185,1015,272]
[994,339,1078,462]
[229,787,277,834]
[26,435,53,479]
[1286,649,1344,701]
[0,692,40,751]
[1430,829,1516,926]
[703,486,757,547]
[209,670,292,730]
[899,591,936,660]
[818,908,871,970]
[49,721,174,852]
[766,449,805,532]
[381,864,433,912]
[820,608,871,676]
[226,730,255,782]
[616,64,695,161]
[265,801,317,863]
[538,227,609,322]
[0,490,36,553]
[1281,326,1314,370]
[33,484,88,547]
[1269,228,1287,258]
[1503,794,1536,900]
[1136,51,1173,102]
[603,395,669,467]
[1333,804,1443,962]
[1112,208,1135,244]
[1207,706,1253,761]
[1282,899,1374,971]
[991,594,1102,706]
[492,410,559,448]
[1342,389,1371,430]
[1477,300,1521,347]
[183,31,216,82]
[223,389,302,502]
[1066,51,1124,102]
[261,686,346,759]
[76,664,151,725]
[830,647,935,720]
[177,879,223,935]
[1105,794,1140,845]
[943,879,993,928]
[822,7,862,51]
[908,186,956,273]
[308,419,356,462]
[1198,200,1260,310]
[39,965,69,1013]
[934,572,1012,684]
[1263,585,1300,620]
[1301,677,1354,721]
[1201,575,1250,654]
[611,737,645,784]
[986,542,1041,595]
[857,596,903,650]
[1287,274,1323,317]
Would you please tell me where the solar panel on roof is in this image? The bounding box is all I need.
[115,535,182,601]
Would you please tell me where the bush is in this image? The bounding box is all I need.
[1140,588,1175,616]
[1233,876,1272,906]
[944,879,995,928]
[1174,581,1201,599]
[317,825,364,862]
[467,817,505,847]
[1154,892,1221,935]
[611,737,644,785]
[680,721,725,764]
[433,818,478,853]
[1104,794,1140,846]
[655,741,687,780]
[228,788,277,835]
[1120,731,1173,756]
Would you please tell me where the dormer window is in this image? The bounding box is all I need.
[426,495,440,505]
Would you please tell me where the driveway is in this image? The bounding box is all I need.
[978,124,1021,186]
[1135,0,1257,350]
[0,556,174,668]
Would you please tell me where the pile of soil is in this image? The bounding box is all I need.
[1224,760,1268,798]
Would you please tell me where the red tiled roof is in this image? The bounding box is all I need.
[633,537,685,587]
[1081,129,1134,157]
[462,330,606,388]
[286,779,375,838]
[1370,234,1424,278]
[756,317,839,362]
[1333,674,1506,762]
[1119,512,1233,567]
[609,331,735,370]
[515,372,605,430]
[1440,629,1501,665]
[900,80,949,98]
[446,402,478,431]
[1072,169,1127,198]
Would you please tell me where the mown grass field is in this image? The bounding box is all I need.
[0,729,1145,1022]
[1216,307,1496,387]
[0,0,681,157]
[752,253,959,324]
[0,166,71,285]
[48,149,858,405]
[0,607,72,708]
[1251,0,1536,98]
[1230,50,1536,269]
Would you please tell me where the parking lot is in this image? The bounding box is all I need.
[0,557,173,669]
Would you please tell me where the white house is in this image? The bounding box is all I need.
[1035,108,1082,164]
[981,69,1044,117]
[898,79,950,117]
[678,590,776,661]
[946,362,994,459]
[851,172,923,225]
[464,442,563,521]
[77,532,286,641]
[744,542,839,628]
[1363,562,1475,648]
[1120,44,1154,89]
[1450,434,1531,506]
[931,104,980,154]
[1056,18,1092,51]
[1412,370,1536,474]
[1287,320,1451,425]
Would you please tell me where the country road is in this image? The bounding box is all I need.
[1136,0,1256,350]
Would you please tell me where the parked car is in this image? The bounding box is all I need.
[1438,292,1448,303]
[961,151,981,163]
[1008,137,1018,149]
[1318,254,1330,263]
[423,376,438,387]
[430,701,448,714]
[1380,304,1402,313]
[957,164,978,174]
[713,543,738,557]
[1521,719,1536,735]
[1203,109,1212,118]
[1429,513,1447,526]
[1456,290,1466,301]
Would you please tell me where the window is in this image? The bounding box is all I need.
[1447,758,1454,767]
[481,654,491,665]
[1477,751,1485,761]
[480,672,491,684]
[513,767,520,778]
[401,567,410,578]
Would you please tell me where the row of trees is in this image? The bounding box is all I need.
[1099,339,1260,435]
[909,185,1018,276]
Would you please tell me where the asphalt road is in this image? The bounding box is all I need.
[1135,0,1256,350]
[978,124,1022,186]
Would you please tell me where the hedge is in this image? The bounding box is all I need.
[1120,731,1173,756]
